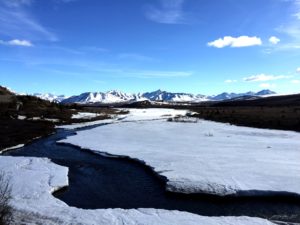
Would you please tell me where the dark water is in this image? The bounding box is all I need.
[4,127,300,223]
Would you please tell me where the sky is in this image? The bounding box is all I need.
[0,0,300,96]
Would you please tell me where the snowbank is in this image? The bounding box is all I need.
[59,108,188,129]
[60,109,300,196]
[71,112,99,119]
[0,156,274,224]
[0,144,24,154]
[121,108,188,121]
[57,118,117,129]
[17,115,26,120]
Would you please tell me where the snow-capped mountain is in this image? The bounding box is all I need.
[61,90,145,104]
[34,89,277,104]
[209,90,275,101]
[256,89,276,96]
[141,89,208,102]
[33,93,67,103]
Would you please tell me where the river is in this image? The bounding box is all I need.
[4,124,300,223]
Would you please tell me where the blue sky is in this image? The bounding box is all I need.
[0,0,300,96]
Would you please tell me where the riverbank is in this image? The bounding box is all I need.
[0,86,129,151]
[0,108,126,152]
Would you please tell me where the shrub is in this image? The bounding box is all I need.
[167,118,173,122]
[0,172,12,225]
[204,132,214,137]
[167,116,198,123]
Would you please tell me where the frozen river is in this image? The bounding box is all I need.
[4,125,300,223]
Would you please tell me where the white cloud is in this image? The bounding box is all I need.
[297,67,300,73]
[144,0,185,24]
[269,36,280,45]
[291,79,300,84]
[243,74,291,82]
[208,36,262,48]
[259,83,276,88]
[8,39,33,46]
[0,39,33,46]
[224,79,237,83]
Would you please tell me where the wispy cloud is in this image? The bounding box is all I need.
[208,36,262,48]
[126,70,192,78]
[81,46,109,53]
[0,1,57,41]
[275,0,300,50]
[117,53,154,62]
[0,39,33,46]
[93,79,106,84]
[95,68,192,79]
[55,0,78,3]
[291,79,300,84]
[224,79,237,83]
[144,0,186,24]
[10,51,192,79]
[0,0,33,8]
[1,0,79,6]
[297,67,300,73]
[40,66,192,80]
[243,74,291,82]
[41,45,85,55]
[44,69,87,77]
[259,83,276,88]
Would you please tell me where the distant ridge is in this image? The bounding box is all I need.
[32,89,277,104]
[33,93,66,103]
[210,90,276,101]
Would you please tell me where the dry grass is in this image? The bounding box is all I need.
[189,106,300,132]
[0,93,128,150]
[0,171,12,225]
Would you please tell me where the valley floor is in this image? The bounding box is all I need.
[61,109,300,196]
[1,108,299,224]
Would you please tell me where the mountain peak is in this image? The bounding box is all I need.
[152,89,164,94]
[256,89,276,96]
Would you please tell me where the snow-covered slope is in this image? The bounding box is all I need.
[35,89,277,104]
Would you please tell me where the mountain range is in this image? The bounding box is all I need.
[33,93,67,103]
[33,89,276,104]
